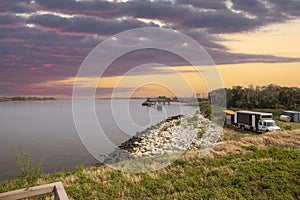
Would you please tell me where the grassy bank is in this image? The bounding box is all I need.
[1,130,300,199]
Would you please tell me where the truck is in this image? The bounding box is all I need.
[234,110,280,133]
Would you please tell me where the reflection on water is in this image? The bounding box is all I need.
[0,99,198,180]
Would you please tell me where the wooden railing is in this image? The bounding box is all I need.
[0,182,68,200]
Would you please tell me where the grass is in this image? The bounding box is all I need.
[252,108,300,130]
[10,147,43,181]
[1,131,300,199]
[197,130,205,138]
[220,127,256,141]
[276,120,300,130]
[0,147,299,199]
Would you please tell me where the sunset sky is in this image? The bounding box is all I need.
[1,0,300,98]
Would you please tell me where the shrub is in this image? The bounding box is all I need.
[10,146,43,181]
[283,125,292,130]
[200,103,212,119]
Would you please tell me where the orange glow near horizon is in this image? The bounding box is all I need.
[26,18,300,98]
[31,18,300,98]
[34,62,300,98]
[217,62,300,88]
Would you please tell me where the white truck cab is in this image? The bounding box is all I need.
[258,119,281,132]
[235,110,281,133]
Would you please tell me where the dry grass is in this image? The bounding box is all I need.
[147,172,159,180]
[63,175,78,186]
[82,167,113,183]
[181,150,200,160]
[36,177,48,185]
[122,173,142,183]
[181,129,300,160]
[1,129,300,200]
[208,130,300,158]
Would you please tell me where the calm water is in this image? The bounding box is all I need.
[0,99,198,180]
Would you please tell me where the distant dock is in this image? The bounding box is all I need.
[142,96,172,107]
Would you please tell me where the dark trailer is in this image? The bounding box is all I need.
[282,111,300,122]
[234,111,273,130]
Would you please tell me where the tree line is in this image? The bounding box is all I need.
[209,84,300,110]
[0,96,56,102]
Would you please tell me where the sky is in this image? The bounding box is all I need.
[1,0,300,98]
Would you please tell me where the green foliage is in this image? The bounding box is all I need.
[283,125,292,130]
[200,103,212,119]
[161,126,168,131]
[276,120,300,130]
[213,84,300,110]
[171,159,191,167]
[10,147,43,181]
[1,147,300,199]
[242,145,258,152]
[187,115,198,123]
[175,120,181,126]
[197,130,205,138]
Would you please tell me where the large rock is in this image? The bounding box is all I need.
[104,113,223,163]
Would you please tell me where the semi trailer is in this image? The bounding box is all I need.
[234,110,280,133]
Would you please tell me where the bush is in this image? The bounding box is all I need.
[200,103,212,119]
[10,147,43,181]
[283,125,292,130]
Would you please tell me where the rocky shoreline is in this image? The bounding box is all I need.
[104,112,223,164]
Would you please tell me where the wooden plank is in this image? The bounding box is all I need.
[0,182,68,200]
[53,182,69,200]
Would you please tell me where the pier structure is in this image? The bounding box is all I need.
[142,96,171,107]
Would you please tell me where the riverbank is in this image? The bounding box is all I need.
[1,114,300,199]
[103,112,223,165]
[0,130,299,199]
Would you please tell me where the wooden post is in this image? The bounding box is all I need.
[0,182,68,200]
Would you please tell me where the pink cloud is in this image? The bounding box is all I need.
[43,64,54,68]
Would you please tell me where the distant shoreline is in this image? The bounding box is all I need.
[0,97,56,102]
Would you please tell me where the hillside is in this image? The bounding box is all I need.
[208,128,300,158]
[0,129,299,199]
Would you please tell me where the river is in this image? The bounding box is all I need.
[0,99,198,180]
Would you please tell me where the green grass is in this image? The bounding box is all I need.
[197,130,205,138]
[276,120,300,130]
[1,147,299,199]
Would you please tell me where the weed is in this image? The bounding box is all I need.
[187,115,199,124]
[283,125,292,130]
[10,146,43,181]
[197,130,205,138]
[161,126,169,131]
[242,145,258,152]
[175,120,181,126]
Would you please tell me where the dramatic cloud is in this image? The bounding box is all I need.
[0,0,300,96]
[28,14,156,35]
